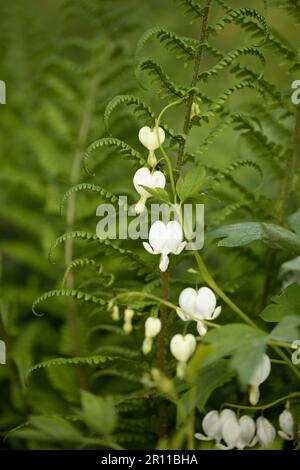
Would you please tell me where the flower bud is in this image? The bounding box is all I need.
[123,308,135,334]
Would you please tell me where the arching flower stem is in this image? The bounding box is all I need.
[223,392,300,412]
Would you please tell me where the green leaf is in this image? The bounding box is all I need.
[29,416,83,442]
[210,222,300,254]
[268,315,300,342]
[202,324,266,364]
[140,185,170,203]
[178,360,234,422]
[176,168,206,202]
[229,340,266,385]
[261,284,300,322]
[80,391,117,436]
[199,324,267,385]
[288,209,300,236]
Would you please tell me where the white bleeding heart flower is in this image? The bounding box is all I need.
[278,410,294,440]
[176,287,222,336]
[220,415,257,450]
[256,416,276,448]
[195,410,223,443]
[142,317,162,354]
[138,126,165,168]
[133,167,166,214]
[170,334,196,378]
[143,220,186,272]
[248,354,271,405]
[195,409,235,445]
[123,308,135,334]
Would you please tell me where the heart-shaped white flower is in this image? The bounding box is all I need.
[248,354,271,405]
[256,416,276,447]
[143,220,186,272]
[138,126,165,168]
[170,334,196,362]
[278,410,294,440]
[176,287,221,336]
[138,126,165,151]
[133,167,166,214]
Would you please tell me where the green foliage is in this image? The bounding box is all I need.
[1,0,300,452]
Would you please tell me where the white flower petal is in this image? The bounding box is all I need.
[165,221,183,254]
[212,305,222,320]
[176,307,190,321]
[170,334,196,362]
[152,170,166,188]
[179,288,197,317]
[194,433,212,441]
[148,221,168,253]
[256,417,276,447]
[222,415,241,449]
[249,354,271,386]
[159,253,169,272]
[202,411,222,440]
[145,317,161,338]
[196,320,207,336]
[279,410,294,438]
[143,242,155,254]
[138,126,165,151]
[195,287,217,319]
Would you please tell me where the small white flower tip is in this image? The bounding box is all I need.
[196,320,207,336]
[159,253,169,272]
[138,126,165,151]
[111,305,119,322]
[249,385,260,406]
[142,337,152,355]
[135,197,147,214]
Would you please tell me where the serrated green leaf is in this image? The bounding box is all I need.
[176,168,206,201]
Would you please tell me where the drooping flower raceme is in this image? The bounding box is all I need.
[248,354,271,405]
[256,417,276,448]
[176,287,221,336]
[142,317,161,354]
[195,410,257,450]
[143,220,186,272]
[278,409,295,440]
[133,167,166,214]
[138,126,165,168]
[170,334,196,378]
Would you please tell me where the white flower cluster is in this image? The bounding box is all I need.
[134,126,186,271]
[195,408,296,450]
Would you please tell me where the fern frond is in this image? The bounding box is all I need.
[177,0,207,20]
[208,8,268,39]
[198,47,265,81]
[136,58,187,99]
[49,231,151,274]
[27,355,112,379]
[84,138,144,175]
[32,289,107,316]
[104,94,182,142]
[213,159,263,184]
[61,258,97,288]
[60,183,126,215]
[136,27,195,61]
